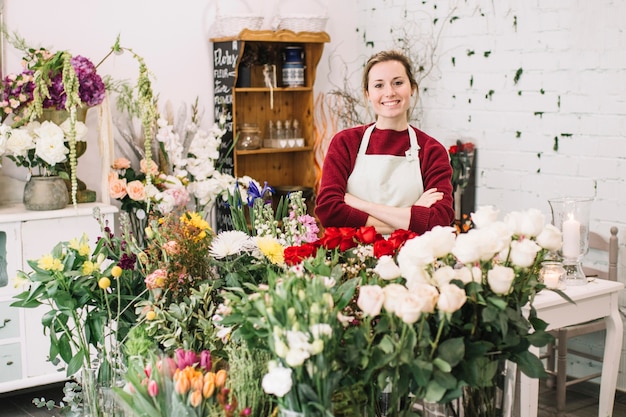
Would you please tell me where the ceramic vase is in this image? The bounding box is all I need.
[23,176,69,211]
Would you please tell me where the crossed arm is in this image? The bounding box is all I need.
[344,188,444,234]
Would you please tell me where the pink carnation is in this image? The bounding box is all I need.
[145,268,167,289]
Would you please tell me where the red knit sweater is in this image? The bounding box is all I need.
[315,124,455,234]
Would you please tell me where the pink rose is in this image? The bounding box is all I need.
[140,158,159,175]
[108,176,127,199]
[112,157,131,170]
[163,240,179,255]
[127,180,146,201]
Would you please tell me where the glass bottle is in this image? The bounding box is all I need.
[268,120,276,139]
[292,119,301,138]
[275,120,285,139]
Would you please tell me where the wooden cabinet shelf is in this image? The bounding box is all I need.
[235,146,312,155]
[211,30,329,228]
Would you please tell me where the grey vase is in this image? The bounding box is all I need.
[23,176,69,211]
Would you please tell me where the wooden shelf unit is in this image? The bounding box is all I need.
[211,29,330,192]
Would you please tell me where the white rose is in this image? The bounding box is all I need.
[398,235,436,267]
[452,232,483,264]
[412,283,439,314]
[382,283,409,315]
[487,265,516,295]
[6,127,35,156]
[504,209,545,238]
[262,365,293,397]
[286,330,310,352]
[437,284,467,313]
[433,265,457,287]
[374,255,402,280]
[536,224,562,252]
[396,293,424,324]
[453,266,473,284]
[357,285,385,317]
[477,223,512,260]
[403,266,432,291]
[471,205,500,229]
[508,239,541,268]
[424,226,457,257]
[35,133,68,165]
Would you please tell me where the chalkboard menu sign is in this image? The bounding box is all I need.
[213,40,240,232]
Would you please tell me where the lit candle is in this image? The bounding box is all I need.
[562,214,581,259]
[543,271,560,289]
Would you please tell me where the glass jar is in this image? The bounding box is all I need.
[540,261,566,290]
[237,123,262,150]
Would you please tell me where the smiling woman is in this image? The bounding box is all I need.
[315,49,455,236]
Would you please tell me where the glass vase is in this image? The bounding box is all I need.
[548,197,593,286]
[81,365,123,417]
[421,400,452,417]
[461,358,516,417]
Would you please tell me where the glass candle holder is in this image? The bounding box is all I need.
[540,261,566,290]
[548,197,593,286]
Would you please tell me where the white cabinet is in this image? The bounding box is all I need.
[0,202,117,393]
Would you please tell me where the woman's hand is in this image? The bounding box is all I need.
[414,188,443,208]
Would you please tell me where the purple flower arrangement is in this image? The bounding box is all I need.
[42,54,106,110]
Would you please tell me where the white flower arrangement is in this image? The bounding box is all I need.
[1,119,88,175]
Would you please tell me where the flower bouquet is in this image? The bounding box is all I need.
[220,270,358,417]
[116,348,248,417]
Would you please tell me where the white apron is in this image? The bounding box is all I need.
[346,124,424,207]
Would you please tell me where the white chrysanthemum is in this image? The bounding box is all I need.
[209,230,256,258]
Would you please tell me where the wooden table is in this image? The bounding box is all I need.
[520,279,624,417]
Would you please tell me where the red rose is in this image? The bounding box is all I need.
[448,145,459,155]
[373,239,396,258]
[284,244,318,265]
[355,226,380,245]
[319,227,343,249]
[387,229,419,251]
[338,227,358,252]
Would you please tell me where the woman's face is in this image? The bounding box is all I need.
[365,60,415,125]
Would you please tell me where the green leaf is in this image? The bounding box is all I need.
[432,357,452,373]
[66,350,85,377]
[526,329,554,347]
[514,350,548,379]
[437,337,465,367]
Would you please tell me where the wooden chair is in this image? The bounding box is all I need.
[544,226,619,411]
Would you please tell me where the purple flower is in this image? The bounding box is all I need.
[42,55,105,109]
[246,181,274,207]
[200,350,212,372]
[175,348,199,370]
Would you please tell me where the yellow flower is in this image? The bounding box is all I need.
[38,254,64,272]
[82,261,96,275]
[111,266,123,278]
[69,233,91,256]
[181,211,211,231]
[146,310,156,321]
[255,236,285,265]
[98,277,111,290]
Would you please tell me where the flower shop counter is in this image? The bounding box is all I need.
[520,279,624,417]
[0,202,117,393]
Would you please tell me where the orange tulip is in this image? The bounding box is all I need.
[203,379,215,398]
[190,389,203,408]
[215,369,227,388]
